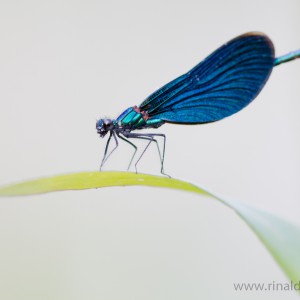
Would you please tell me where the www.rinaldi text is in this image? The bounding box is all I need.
[233,281,300,292]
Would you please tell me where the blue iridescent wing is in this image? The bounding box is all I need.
[138,32,275,123]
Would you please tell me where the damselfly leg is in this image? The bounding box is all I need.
[100,132,118,170]
[124,133,169,176]
[116,133,137,171]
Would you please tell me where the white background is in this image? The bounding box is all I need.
[0,0,299,299]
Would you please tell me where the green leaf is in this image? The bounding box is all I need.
[0,171,299,285]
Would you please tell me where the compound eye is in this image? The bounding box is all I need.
[96,119,103,128]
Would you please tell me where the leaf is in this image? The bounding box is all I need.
[0,171,299,285]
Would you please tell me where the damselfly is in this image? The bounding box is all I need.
[96,32,300,175]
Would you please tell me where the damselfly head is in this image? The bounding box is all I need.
[96,118,112,137]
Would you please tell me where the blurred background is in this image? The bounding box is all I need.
[0,0,299,299]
